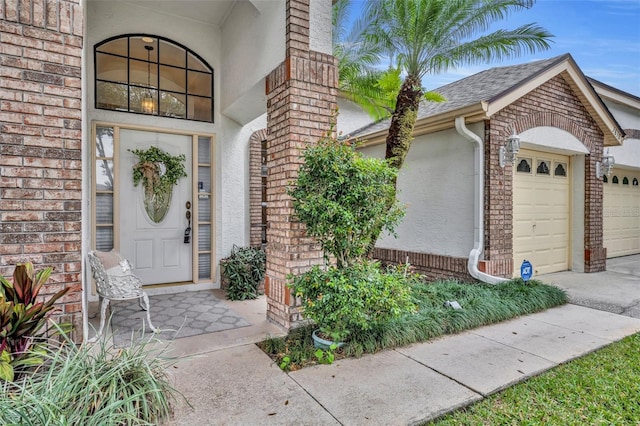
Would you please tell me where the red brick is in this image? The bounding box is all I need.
[1,211,43,221]
[0,78,42,93]
[0,112,23,123]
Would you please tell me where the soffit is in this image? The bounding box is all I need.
[589,78,640,111]
[119,0,237,26]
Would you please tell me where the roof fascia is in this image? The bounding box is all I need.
[590,80,640,111]
[355,103,487,148]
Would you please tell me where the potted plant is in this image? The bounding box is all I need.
[287,131,416,348]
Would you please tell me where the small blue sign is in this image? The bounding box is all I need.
[520,259,533,282]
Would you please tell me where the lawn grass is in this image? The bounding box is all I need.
[258,278,568,370]
[428,332,640,425]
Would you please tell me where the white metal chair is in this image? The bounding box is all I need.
[87,250,158,342]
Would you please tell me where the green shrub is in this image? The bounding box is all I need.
[0,262,70,382]
[0,327,179,425]
[288,134,404,268]
[290,261,417,342]
[220,245,266,300]
[261,279,567,370]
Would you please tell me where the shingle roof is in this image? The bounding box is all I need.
[349,54,571,138]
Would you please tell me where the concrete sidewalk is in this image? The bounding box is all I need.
[164,303,640,425]
[162,256,640,425]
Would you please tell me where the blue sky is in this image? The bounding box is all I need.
[347,0,640,96]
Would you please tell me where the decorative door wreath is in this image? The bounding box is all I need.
[130,146,187,223]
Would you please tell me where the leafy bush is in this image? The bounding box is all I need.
[287,132,412,342]
[288,134,404,268]
[0,263,70,382]
[0,327,179,425]
[220,245,266,300]
[290,261,417,342]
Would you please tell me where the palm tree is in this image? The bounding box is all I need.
[333,0,399,120]
[364,0,554,170]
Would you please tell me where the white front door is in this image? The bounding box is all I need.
[119,129,193,285]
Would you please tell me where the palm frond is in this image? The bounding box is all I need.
[363,0,553,79]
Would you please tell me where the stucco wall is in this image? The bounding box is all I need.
[603,99,639,129]
[520,126,590,155]
[336,99,375,137]
[601,99,640,170]
[359,126,477,257]
[219,115,267,260]
[571,155,586,272]
[309,0,332,54]
[220,0,284,124]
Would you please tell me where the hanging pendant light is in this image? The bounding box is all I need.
[141,44,155,114]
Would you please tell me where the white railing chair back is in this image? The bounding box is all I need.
[87,250,158,342]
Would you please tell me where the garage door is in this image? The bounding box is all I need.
[604,168,640,258]
[513,149,570,277]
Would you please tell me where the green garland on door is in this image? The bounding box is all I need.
[130,146,187,196]
[129,146,187,222]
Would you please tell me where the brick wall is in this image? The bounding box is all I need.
[373,248,474,282]
[264,0,338,329]
[488,73,606,275]
[0,0,83,337]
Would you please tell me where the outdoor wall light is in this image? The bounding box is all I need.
[140,45,155,114]
[499,128,521,168]
[596,149,615,179]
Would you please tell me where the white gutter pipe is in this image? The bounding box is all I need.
[455,116,508,284]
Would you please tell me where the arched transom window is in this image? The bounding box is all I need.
[95,35,213,123]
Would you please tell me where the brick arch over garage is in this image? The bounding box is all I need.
[509,112,599,153]
[249,129,268,248]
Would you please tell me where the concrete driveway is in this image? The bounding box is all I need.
[540,254,640,319]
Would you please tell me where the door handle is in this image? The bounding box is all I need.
[184,202,192,244]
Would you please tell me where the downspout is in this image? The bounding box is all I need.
[454,117,508,284]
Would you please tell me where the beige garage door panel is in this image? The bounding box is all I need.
[604,169,640,258]
[513,150,570,277]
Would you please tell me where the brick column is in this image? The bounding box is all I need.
[264,0,337,329]
[0,0,84,339]
[584,152,607,272]
[481,119,515,277]
[249,129,268,248]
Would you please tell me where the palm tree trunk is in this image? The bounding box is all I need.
[365,75,423,257]
[385,74,423,170]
